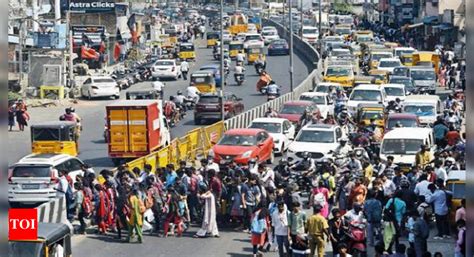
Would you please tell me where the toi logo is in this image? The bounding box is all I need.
[9,209,38,240]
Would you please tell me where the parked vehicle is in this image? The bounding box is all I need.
[81,76,120,100]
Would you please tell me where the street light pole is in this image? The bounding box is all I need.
[289,0,294,92]
[299,0,303,37]
[220,0,225,121]
[318,0,322,40]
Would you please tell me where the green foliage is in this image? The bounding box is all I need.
[8,91,21,102]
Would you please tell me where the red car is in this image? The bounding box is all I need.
[210,128,274,165]
[384,113,420,134]
[277,100,319,126]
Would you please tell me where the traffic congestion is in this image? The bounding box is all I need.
[7,1,466,257]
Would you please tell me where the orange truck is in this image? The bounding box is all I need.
[106,100,171,165]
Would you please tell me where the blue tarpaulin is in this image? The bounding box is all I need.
[423,16,438,25]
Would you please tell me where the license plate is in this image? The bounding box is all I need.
[22,184,40,189]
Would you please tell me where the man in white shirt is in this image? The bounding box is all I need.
[434,160,448,184]
[271,201,290,257]
[258,164,275,190]
[186,85,200,102]
[180,60,190,80]
[56,169,69,198]
[381,173,397,198]
[414,174,432,199]
[152,79,165,99]
[236,52,245,64]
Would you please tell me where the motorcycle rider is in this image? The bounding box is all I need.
[323,114,337,125]
[152,78,165,99]
[164,96,178,124]
[274,158,291,180]
[254,54,266,73]
[333,137,352,157]
[334,89,348,114]
[224,55,231,76]
[264,106,278,118]
[234,62,246,83]
[347,152,363,175]
[290,151,316,173]
[236,52,245,65]
[186,84,200,103]
[257,71,272,93]
[337,108,356,126]
[386,99,402,113]
[266,80,280,96]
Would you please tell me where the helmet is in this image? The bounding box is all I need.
[279,158,288,165]
[177,90,183,95]
[339,137,348,143]
[302,151,310,159]
[445,157,455,164]
[69,107,75,113]
[65,108,72,114]
[321,158,330,164]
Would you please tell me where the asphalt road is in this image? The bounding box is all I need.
[8,37,309,172]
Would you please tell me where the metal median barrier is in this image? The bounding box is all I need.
[122,19,320,170]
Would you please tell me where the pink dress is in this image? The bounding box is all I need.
[312,187,330,218]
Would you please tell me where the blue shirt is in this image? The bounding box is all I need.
[433,123,449,140]
[165,171,178,188]
[385,197,406,224]
[427,189,449,215]
[364,198,382,223]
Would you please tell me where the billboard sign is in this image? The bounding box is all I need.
[63,0,115,13]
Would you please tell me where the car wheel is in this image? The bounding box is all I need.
[267,151,274,164]
[114,94,120,99]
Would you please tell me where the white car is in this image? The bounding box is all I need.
[262,30,280,45]
[247,23,258,34]
[151,59,181,80]
[8,154,95,206]
[81,76,120,100]
[261,26,277,34]
[377,58,402,73]
[299,92,334,119]
[248,118,295,154]
[236,32,247,43]
[302,26,318,44]
[347,84,387,114]
[243,33,264,49]
[382,83,406,102]
[286,124,345,162]
[222,30,232,43]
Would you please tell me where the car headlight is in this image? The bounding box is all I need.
[241,150,253,158]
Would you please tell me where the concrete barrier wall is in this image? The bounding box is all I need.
[37,196,73,231]
[225,19,321,130]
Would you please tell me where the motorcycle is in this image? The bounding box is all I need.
[344,221,367,257]
[235,73,245,86]
[184,96,197,110]
[254,63,265,75]
[267,92,279,101]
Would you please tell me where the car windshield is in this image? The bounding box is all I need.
[218,134,256,146]
[358,36,372,42]
[295,130,335,143]
[410,70,436,80]
[384,87,404,96]
[262,31,277,36]
[157,61,174,66]
[332,50,350,57]
[246,35,261,41]
[387,118,418,129]
[272,40,286,46]
[361,111,383,120]
[382,139,423,154]
[249,122,281,133]
[280,105,307,114]
[447,183,465,199]
[350,90,382,101]
[12,165,51,178]
[392,68,408,76]
[192,76,212,83]
[336,28,351,34]
[379,61,401,67]
[372,53,393,61]
[299,95,326,104]
[326,67,351,77]
[395,49,414,57]
[390,78,413,89]
[180,45,194,51]
[404,105,435,116]
[94,78,115,83]
[303,28,317,34]
[198,96,219,103]
[8,241,43,257]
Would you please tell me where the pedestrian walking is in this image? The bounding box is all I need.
[95,184,109,235]
[306,204,330,257]
[365,190,383,247]
[180,59,190,80]
[8,104,15,131]
[15,99,29,131]
[128,187,145,243]
[250,207,269,257]
[194,183,219,238]
[426,181,451,239]
[413,211,429,257]
[271,201,290,257]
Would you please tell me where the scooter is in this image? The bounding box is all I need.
[254,63,265,75]
[345,221,367,257]
[235,74,245,86]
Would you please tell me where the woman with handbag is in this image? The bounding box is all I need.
[250,207,269,257]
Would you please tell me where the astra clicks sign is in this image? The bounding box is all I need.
[64,0,116,13]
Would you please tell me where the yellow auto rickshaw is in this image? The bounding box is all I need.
[412,51,441,74]
[368,69,389,84]
[190,71,216,93]
[246,46,265,64]
[229,41,244,59]
[446,170,465,226]
[356,103,385,128]
[400,54,414,66]
[9,223,72,257]
[31,121,79,156]
[206,32,219,48]
[179,43,196,61]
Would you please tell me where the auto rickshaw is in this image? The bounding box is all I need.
[446,170,465,226]
[368,69,389,84]
[178,43,196,61]
[190,71,216,93]
[206,32,219,48]
[246,45,265,64]
[400,54,414,66]
[31,121,79,156]
[9,222,72,257]
[412,51,441,74]
[229,41,244,59]
[126,89,161,100]
[356,103,385,128]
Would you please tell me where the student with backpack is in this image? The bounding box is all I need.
[309,180,330,218]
